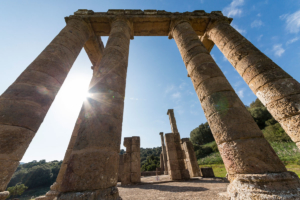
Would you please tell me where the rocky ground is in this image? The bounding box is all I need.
[117,175,229,200]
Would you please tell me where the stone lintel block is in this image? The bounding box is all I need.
[0,159,19,191]
[0,125,35,161]
[201,90,245,118]
[249,68,292,94]
[279,115,300,143]
[60,150,119,192]
[124,9,143,15]
[73,114,122,152]
[169,170,182,180]
[57,186,120,200]
[0,99,46,132]
[219,138,286,175]
[267,94,300,121]
[144,10,157,15]
[207,107,262,145]
[196,76,233,101]
[107,9,125,15]
[256,78,300,106]
[227,172,300,199]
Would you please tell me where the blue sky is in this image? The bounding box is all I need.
[1,0,300,162]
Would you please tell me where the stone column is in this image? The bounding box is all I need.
[130,137,141,183]
[167,109,179,133]
[160,153,164,172]
[159,132,168,175]
[57,18,132,200]
[182,140,200,177]
[170,18,300,198]
[206,15,300,149]
[0,17,91,199]
[164,133,181,180]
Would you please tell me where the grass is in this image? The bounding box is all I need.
[198,142,300,178]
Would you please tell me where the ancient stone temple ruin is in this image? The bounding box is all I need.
[118,137,141,185]
[1,8,300,199]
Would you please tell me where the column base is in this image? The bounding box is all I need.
[0,191,9,200]
[223,172,300,199]
[57,186,121,200]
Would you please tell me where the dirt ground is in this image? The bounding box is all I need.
[117,175,229,200]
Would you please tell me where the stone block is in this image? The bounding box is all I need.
[168,159,180,171]
[131,144,140,152]
[0,125,35,161]
[200,167,215,177]
[235,52,267,76]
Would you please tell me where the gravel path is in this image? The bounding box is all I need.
[118,175,229,200]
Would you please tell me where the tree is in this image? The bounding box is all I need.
[141,155,160,171]
[190,122,214,145]
[7,183,28,198]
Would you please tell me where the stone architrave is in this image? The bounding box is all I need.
[57,18,133,200]
[206,15,300,149]
[159,132,168,175]
[0,17,92,199]
[170,18,300,198]
[182,139,201,177]
[166,110,190,180]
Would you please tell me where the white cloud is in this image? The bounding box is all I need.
[237,89,244,98]
[272,44,285,57]
[232,23,246,34]
[286,37,299,45]
[257,34,263,41]
[165,85,175,94]
[179,82,187,90]
[281,10,300,33]
[223,0,245,17]
[251,20,264,28]
[172,92,181,99]
[257,13,261,17]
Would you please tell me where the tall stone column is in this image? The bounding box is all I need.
[170,18,300,198]
[0,17,91,199]
[206,15,300,149]
[167,109,179,133]
[57,18,132,200]
[159,132,168,175]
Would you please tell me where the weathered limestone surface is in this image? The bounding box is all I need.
[0,17,91,195]
[159,132,168,175]
[182,139,201,177]
[164,133,181,180]
[166,110,190,180]
[160,153,164,172]
[118,154,124,182]
[57,18,132,199]
[170,18,300,198]
[121,137,141,185]
[200,167,215,178]
[206,15,300,149]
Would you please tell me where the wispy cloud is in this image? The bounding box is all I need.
[286,37,299,45]
[223,0,245,17]
[272,44,285,57]
[257,34,263,41]
[251,20,264,28]
[165,85,175,94]
[232,23,246,34]
[237,89,244,98]
[172,92,181,99]
[280,10,300,33]
[179,82,187,90]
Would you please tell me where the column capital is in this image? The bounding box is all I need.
[168,17,191,39]
[159,132,164,136]
[110,17,134,40]
[205,15,232,36]
[65,16,95,39]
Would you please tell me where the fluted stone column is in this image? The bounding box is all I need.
[0,17,91,199]
[57,18,132,200]
[206,15,300,150]
[170,18,300,199]
[159,132,168,175]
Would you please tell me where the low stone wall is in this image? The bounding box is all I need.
[141,171,162,176]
